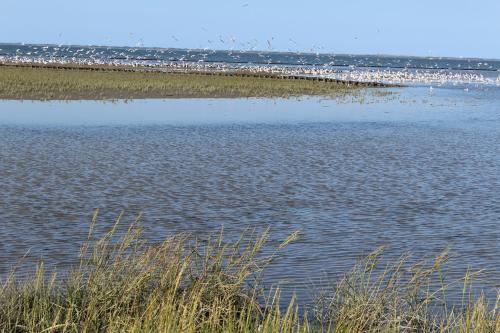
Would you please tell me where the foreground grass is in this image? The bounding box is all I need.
[0,212,498,332]
[0,64,359,100]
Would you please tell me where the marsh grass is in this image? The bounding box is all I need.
[0,212,498,332]
[313,249,499,332]
[0,65,358,101]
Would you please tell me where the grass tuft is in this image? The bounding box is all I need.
[0,212,498,332]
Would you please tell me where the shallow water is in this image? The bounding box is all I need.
[0,86,499,305]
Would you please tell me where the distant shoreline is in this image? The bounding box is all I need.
[0,61,389,101]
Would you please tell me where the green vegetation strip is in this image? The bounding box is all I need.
[0,212,498,332]
[0,63,362,100]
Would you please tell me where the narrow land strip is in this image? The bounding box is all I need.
[0,62,387,100]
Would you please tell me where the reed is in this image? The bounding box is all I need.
[0,65,358,101]
[313,248,499,332]
[0,212,498,332]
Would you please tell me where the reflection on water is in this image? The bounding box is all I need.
[0,87,499,304]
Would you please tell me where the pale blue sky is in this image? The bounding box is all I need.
[1,0,499,58]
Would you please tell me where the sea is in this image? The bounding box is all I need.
[0,44,499,306]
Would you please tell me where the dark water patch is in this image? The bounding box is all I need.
[2,43,500,71]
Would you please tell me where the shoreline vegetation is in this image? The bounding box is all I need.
[0,62,388,101]
[1,213,498,332]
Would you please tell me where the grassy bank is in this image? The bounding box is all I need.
[0,64,360,100]
[0,212,498,332]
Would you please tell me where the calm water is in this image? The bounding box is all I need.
[0,85,499,304]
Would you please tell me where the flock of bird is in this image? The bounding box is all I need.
[1,44,499,88]
[327,68,500,87]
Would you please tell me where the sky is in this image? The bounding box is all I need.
[1,0,499,59]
